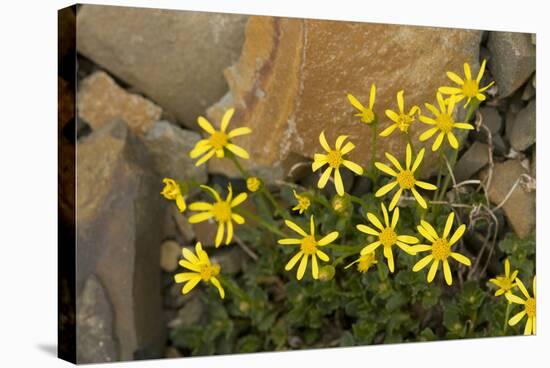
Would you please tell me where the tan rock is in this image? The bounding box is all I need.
[207,17,481,181]
[76,5,247,127]
[483,160,535,238]
[77,71,162,134]
[160,240,181,272]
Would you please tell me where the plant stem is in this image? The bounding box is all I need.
[503,302,511,334]
[218,275,250,302]
[228,154,250,178]
[238,207,286,237]
[349,194,366,208]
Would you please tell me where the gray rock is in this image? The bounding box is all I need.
[482,160,535,238]
[142,121,207,183]
[76,5,248,127]
[168,296,203,329]
[351,175,373,196]
[77,274,118,364]
[212,247,247,275]
[171,206,195,243]
[487,31,536,97]
[77,120,165,362]
[509,100,536,152]
[472,107,502,143]
[492,134,509,157]
[454,142,490,183]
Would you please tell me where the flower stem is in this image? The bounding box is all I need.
[503,302,511,334]
[238,207,286,237]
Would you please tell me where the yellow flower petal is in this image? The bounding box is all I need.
[463,62,472,80]
[427,259,439,282]
[413,255,433,272]
[220,108,234,132]
[391,207,399,228]
[297,254,309,280]
[443,212,455,238]
[318,231,339,246]
[397,90,405,113]
[210,277,225,299]
[278,238,302,245]
[384,246,395,273]
[420,220,439,239]
[182,248,200,264]
[195,149,216,166]
[188,212,214,224]
[405,143,412,169]
[397,235,418,244]
[450,252,471,266]
[284,219,308,237]
[476,59,487,83]
[447,132,459,149]
[190,141,213,158]
[340,141,356,155]
[231,192,248,207]
[443,260,453,285]
[524,317,533,335]
[367,212,385,231]
[334,168,345,196]
[449,224,466,246]
[316,249,330,262]
[335,135,348,150]
[197,116,216,134]
[227,127,252,138]
[174,272,199,283]
[411,187,427,209]
[384,152,404,172]
[189,202,213,211]
[379,123,398,137]
[342,160,363,175]
[432,132,445,151]
[411,148,425,173]
[311,256,319,279]
[357,224,379,236]
[370,84,376,109]
[516,278,530,299]
[181,277,201,294]
[215,222,225,247]
[419,127,438,142]
[347,93,365,111]
[438,86,463,95]
[179,260,201,272]
[361,241,381,255]
[447,71,465,85]
[226,143,249,159]
[285,251,304,271]
[231,213,245,224]
[453,123,474,130]
[176,195,186,212]
[317,167,333,189]
[319,131,331,152]
[506,294,526,305]
[509,311,526,326]
[415,181,437,190]
[226,221,234,245]
[389,188,403,210]
[375,180,398,197]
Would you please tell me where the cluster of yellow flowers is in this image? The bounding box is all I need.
[159,61,521,319]
[489,259,536,335]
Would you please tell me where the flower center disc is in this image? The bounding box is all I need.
[301,235,318,255]
[361,109,375,124]
[525,297,536,317]
[397,114,413,132]
[462,79,479,98]
[327,150,343,168]
[212,201,232,222]
[210,131,228,150]
[431,238,451,260]
[397,170,415,189]
[379,227,397,247]
[199,263,220,281]
[499,277,514,291]
[437,113,454,133]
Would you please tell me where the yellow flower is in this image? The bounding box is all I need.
[246,176,262,192]
[345,252,378,273]
[380,90,420,136]
[278,215,339,280]
[439,60,495,107]
[506,276,536,335]
[312,131,364,196]
[292,190,310,214]
[161,178,186,212]
[347,84,376,124]
[189,108,252,166]
[374,143,437,209]
[331,195,351,214]
[174,242,225,299]
[419,93,475,151]
[489,258,518,297]
[412,212,471,285]
[188,184,247,247]
[356,203,418,273]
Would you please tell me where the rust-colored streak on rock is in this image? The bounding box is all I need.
[208,17,481,181]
